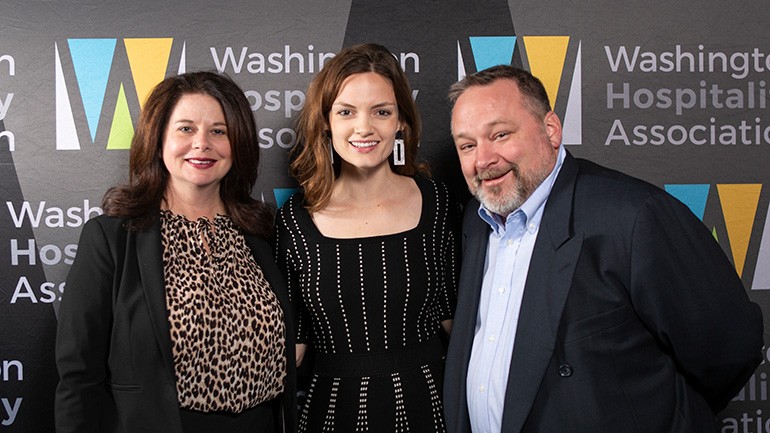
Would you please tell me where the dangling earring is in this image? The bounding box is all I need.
[393,130,405,166]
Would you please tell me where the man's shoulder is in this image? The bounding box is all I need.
[571,157,665,202]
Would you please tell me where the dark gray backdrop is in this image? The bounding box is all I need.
[2,1,768,431]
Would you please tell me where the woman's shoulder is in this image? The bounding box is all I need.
[277,190,306,212]
[82,213,128,232]
[71,215,135,258]
[412,176,463,229]
[80,212,158,239]
[275,190,310,229]
[414,176,455,205]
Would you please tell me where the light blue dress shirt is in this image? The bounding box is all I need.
[467,145,566,433]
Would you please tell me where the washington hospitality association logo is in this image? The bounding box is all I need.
[457,35,582,145]
[55,37,185,151]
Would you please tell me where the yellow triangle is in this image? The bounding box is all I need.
[717,184,762,276]
[522,36,569,108]
[124,38,173,108]
[106,84,134,150]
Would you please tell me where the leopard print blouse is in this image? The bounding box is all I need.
[160,210,286,413]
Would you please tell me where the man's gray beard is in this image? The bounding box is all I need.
[472,162,551,217]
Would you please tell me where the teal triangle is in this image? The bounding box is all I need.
[68,38,117,142]
[273,188,298,208]
[665,184,710,221]
[469,36,517,71]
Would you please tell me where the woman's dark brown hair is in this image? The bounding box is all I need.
[291,43,428,212]
[102,71,273,238]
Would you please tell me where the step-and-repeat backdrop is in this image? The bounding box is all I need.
[2,0,769,431]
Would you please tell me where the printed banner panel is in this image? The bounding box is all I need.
[1,0,768,431]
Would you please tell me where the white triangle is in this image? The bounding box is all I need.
[457,41,466,81]
[178,41,186,75]
[752,201,770,290]
[563,41,582,145]
[55,42,81,150]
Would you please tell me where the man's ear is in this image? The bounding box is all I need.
[544,111,563,149]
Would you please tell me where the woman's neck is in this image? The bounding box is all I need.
[162,186,225,221]
[333,165,403,204]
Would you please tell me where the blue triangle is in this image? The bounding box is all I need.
[469,36,517,71]
[68,39,117,142]
[665,184,710,221]
[273,188,298,208]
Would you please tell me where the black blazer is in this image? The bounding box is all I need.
[444,152,764,433]
[55,214,297,433]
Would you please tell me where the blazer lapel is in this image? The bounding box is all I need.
[446,199,490,433]
[456,200,491,347]
[500,153,584,433]
[135,220,176,376]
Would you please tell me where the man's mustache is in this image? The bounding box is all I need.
[473,164,518,186]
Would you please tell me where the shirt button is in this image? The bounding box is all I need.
[497,287,505,294]
[506,239,513,246]
[488,335,496,342]
[479,385,486,393]
[558,364,574,377]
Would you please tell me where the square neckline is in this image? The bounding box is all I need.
[292,176,432,244]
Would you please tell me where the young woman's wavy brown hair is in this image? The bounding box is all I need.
[290,43,428,212]
[102,71,274,238]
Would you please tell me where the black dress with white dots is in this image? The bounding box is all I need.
[274,177,460,433]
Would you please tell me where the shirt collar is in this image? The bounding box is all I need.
[477,145,567,235]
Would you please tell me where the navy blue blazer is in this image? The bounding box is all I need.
[444,152,763,433]
[55,214,296,433]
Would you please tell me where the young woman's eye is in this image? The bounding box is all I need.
[337,109,352,116]
[376,109,392,117]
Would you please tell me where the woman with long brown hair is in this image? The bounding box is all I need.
[274,43,459,432]
[56,71,296,433]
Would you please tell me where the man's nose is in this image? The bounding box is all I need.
[475,140,496,169]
